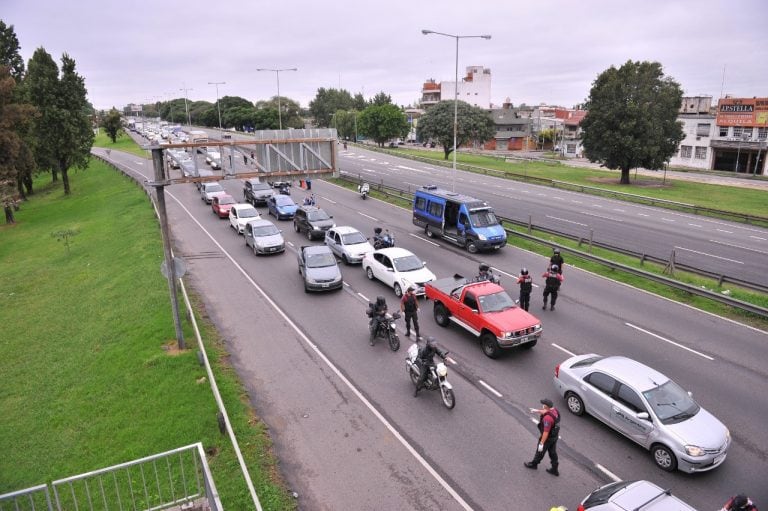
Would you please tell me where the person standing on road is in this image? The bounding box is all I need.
[550,248,564,274]
[723,494,758,511]
[524,398,561,476]
[542,266,564,311]
[400,285,420,338]
[516,268,533,311]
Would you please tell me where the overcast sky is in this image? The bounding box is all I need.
[4,0,767,112]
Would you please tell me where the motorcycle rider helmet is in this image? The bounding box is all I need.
[424,336,436,347]
[521,268,528,275]
[732,495,749,510]
[478,262,490,273]
[553,248,560,254]
[374,227,383,235]
[375,296,386,308]
[550,264,559,272]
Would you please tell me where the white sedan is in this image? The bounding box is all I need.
[228,204,261,234]
[362,247,436,297]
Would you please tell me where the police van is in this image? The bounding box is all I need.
[412,185,507,253]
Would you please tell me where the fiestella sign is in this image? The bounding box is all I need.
[716,97,768,126]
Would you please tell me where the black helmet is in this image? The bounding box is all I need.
[375,296,386,307]
[553,248,560,254]
[424,336,436,347]
[479,263,490,272]
[374,227,383,234]
[550,264,559,272]
[521,268,528,275]
[732,495,749,510]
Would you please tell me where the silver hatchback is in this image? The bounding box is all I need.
[553,354,730,473]
[578,480,697,510]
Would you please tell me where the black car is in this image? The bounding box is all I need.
[243,179,274,206]
[293,206,335,240]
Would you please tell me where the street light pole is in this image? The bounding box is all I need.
[422,30,491,192]
[208,81,226,133]
[179,84,193,127]
[256,67,297,130]
[736,132,748,172]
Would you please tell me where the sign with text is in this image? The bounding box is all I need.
[716,97,768,127]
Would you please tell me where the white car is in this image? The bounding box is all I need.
[325,226,374,265]
[228,204,261,234]
[205,150,221,166]
[200,182,226,204]
[362,247,436,297]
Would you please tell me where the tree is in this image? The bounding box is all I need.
[101,108,122,143]
[357,104,409,147]
[580,60,684,184]
[309,88,354,127]
[330,110,358,140]
[255,96,303,128]
[352,92,366,111]
[0,21,25,81]
[253,108,279,130]
[223,106,256,131]
[370,91,392,106]
[416,100,495,160]
[26,47,60,182]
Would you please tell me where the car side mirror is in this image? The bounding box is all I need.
[387,268,394,272]
[687,391,693,398]
[637,412,650,420]
[422,262,427,267]
[471,309,478,314]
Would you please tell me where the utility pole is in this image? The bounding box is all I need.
[179,84,193,127]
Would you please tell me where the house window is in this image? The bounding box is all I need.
[719,126,729,137]
[758,127,767,141]
[733,126,743,137]
[680,145,692,158]
[696,123,711,137]
[694,147,707,159]
[742,127,753,139]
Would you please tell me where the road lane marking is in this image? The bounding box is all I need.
[551,343,576,357]
[409,233,440,246]
[708,239,768,255]
[553,196,565,200]
[688,223,702,227]
[596,464,622,482]
[750,236,766,241]
[358,292,370,302]
[571,200,582,204]
[591,204,603,208]
[546,215,587,226]
[362,168,378,173]
[321,197,337,204]
[580,211,623,222]
[358,212,379,221]
[396,165,420,171]
[674,246,744,264]
[661,218,675,222]
[716,228,733,234]
[132,160,145,165]
[404,181,421,188]
[612,208,625,212]
[478,380,503,398]
[637,213,649,217]
[625,322,714,360]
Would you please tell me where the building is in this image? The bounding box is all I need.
[420,66,492,109]
[485,99,533,150]
[710,97,767,174]
[669,96,716,170]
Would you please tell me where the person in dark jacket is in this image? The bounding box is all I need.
[400,285,420,338]
[367,296,388,345]
[516,268,533,311]
[524,398,561,476]
[413,336,447,397]
[542,266,564,311]
[550,248,564,274]
[723,494,758,511]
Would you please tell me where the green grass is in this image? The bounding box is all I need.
[93,128,150,158]
[374,146,768,219]
[0,161,294,510]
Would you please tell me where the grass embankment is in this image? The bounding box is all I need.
[332,178,768,331]
[93,128,150,158]
[381,147,768,219]
[0,161,294,510]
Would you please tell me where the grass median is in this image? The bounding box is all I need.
[0,161,294,510]
[93,128,151,158]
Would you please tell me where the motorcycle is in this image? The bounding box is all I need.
[366,310,401,351]
[406,343,455,409]
[358,182,370,200]
[472,271,500,285]
[373,228,395,249]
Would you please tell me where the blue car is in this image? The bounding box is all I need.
[267,195,298,220]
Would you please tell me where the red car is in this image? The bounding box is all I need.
[211,194,236,218]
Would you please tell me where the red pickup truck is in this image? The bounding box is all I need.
[425,276,542,358]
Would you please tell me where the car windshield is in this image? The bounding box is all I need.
[341,232,367,245]
[218,196,236,205]
[393,254,424,272]
[478,291,517,313]
[252,225,279,237]
[306,252,336,268]
[208,151,220,158]
[252,183,271,191]
[238,207,259,218]
[308,210,330,221]
[206,184,224,193]
[469,209,499,227]
[275,196,294,206]
[642,380,700,424]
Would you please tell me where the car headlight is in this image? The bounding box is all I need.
[477,233,487,240]
[684,445,705,457]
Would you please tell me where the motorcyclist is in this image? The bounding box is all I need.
[358,182,370,198]
[550,248,564,274]
[373,227,393,249]
[473,263,500,284]
[367,296,388,345]
[723,494,758,511]
[413,336,448,397]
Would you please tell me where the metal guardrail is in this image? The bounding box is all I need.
[353,144,768,226]
[338,172,768,320]
[0,484,52,511]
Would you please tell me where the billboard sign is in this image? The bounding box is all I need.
[716,97,768,127]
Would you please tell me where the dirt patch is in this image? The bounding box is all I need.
[162,340,188,356]
[586,176,672,189]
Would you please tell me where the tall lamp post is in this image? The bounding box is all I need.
[422,30,491,192]
[735,132,749,173]
[208,81,226,133]
[256,67,297,130]
[179,84,193,127]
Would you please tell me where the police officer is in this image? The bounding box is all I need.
[516,268,533,311]
[524,398,561,476]
[542,266,564,311]
[400,285,420,338]
[475,263,500,284]
[550,248,564,274]
[723,494,758,511]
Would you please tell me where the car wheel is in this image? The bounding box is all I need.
[467,241,479,254]
[480,332,500,359]
[565,392,584,415]
[294,222,300,233]
[307,229,313,241]
[651,444,677,472]
[434,303,450,327]
[253,244,258,256]
[365,267,375,280]
[304,283,309,293]
[341,254,349,265]
[394,283,403,297]
[441,387,456,410]
[425,225,435,238]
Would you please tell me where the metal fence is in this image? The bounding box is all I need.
[0,443,222,511]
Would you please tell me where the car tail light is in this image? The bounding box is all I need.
[577,505,585,511]
[555,364,560,378]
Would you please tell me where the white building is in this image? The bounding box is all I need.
[669,96,716,170]
[420,66,492,109]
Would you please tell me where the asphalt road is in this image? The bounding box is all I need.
[96,142,768,510]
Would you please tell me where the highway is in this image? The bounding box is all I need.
[96,144,768,510]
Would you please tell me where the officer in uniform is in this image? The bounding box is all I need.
[550,248,564,274]
[524,398,561,476]
[516,268,533,311]
[542,266,564,311]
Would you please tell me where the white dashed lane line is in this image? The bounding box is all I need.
[716,228,733,234]
[546,215,588,226]
[674,245,744,264]
[688,223,702,227]
[625,322,714,360]
[579,211,622,222]
[750,236,766,241]
[478,380,503,398]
